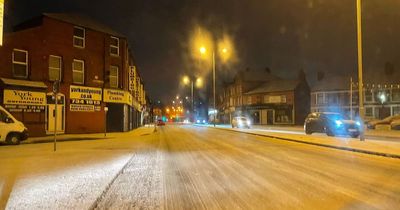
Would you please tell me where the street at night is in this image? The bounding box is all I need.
[1,125,399,209]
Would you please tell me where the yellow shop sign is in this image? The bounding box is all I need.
[70,85,102,101]
[4,89,46,105]
[103,89,126,104]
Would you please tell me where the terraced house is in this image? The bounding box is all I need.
[0,13,148,136]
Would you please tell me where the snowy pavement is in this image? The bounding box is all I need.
[1,125,400,209]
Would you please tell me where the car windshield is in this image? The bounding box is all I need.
[324,113,348,121]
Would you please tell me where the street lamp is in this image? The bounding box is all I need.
[356,0,365,141]
[183,75,203,122]
[200,45,230,127]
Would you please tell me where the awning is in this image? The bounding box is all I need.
[1,78,48,89]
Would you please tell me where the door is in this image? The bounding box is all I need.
[267,110,274,125]
[46,94,65,134]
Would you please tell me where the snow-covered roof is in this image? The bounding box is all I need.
[245,79,299,95]
[43,13,125,38]
[1,78,48,89]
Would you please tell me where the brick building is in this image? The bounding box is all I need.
[0,13,148,136]
[218,69,310,125]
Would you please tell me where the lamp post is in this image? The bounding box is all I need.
[183,76,202,123]
[356,0,365,141]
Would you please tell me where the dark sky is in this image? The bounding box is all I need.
[4,0,400,102]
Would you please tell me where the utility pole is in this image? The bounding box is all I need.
[212,51,216,127]
[52,80,60,152]
[350,77,353,120]
[356,0,365,141]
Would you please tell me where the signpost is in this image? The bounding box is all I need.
[104,106,108,138]
[53,80,60,151]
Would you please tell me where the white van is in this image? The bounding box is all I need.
[0,106,28,145]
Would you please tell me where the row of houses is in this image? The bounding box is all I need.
[216,68,400,125]
[0,13,149,136]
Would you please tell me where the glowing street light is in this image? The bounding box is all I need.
[182,75,203,122]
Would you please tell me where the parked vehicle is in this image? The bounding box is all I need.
[391,119,400,130]
[304,112,361,138]
[0,106,28,145]
[232,116,251,129]
[367,114,400,129]
[156,119,165,126]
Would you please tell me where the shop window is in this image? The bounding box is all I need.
[12,49,28,78]
[108,66,119,88]
[72,59,84,84]
[73,26,85,48]
[110,36,119,56]
[391,89,400,102]
[327,93,338,104]
[275,109,293,123]
[49,55,62,81]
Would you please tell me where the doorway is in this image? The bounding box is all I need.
[46,93,65,134]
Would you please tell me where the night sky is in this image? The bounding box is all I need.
[4,0,400,102]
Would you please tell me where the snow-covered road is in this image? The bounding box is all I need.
[1,125,400,209]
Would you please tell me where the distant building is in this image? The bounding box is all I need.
[310,70,400,120]
[0,13,148,136]
[217,68,310,125]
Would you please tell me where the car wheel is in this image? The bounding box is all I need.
[6,133,21,145]
[305,125,312,135]
[326,128,335,137]
[350,133,360,138]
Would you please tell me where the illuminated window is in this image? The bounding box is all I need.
[49,55,62,81]
[316,93,324,104]
[365,107,373,117]
[72,59,84,84]
[392,89,400,102]
[364,90,373,102]
[110,37,119,56]
[109,65,119,88]
[12,49,28,78]
[73,26,85,48]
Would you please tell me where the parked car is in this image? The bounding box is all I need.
[367,114,400,129]
[304,112,361,138]
[232,116,251,129]
[0,106,29,145]
[391,119,400,130]
[156,119,165,126]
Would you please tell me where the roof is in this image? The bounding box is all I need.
[238,70,281,82]
[1,78,48,89]
[245,79,299,95]
[43,13,125,38]
[311,76,350,92]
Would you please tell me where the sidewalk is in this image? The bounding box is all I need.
[197,124,400,159]
[23,125,156,144]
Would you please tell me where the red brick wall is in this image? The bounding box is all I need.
[0,16,129,136]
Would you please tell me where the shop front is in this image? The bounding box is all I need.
[0,78,48,136]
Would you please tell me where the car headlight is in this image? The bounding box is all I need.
[335,120,343,126]
[196,120,200,123]
[202,120,206,123]
[355,121,361,126]
[247,120,251,125]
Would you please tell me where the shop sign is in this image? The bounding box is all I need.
[3,89,46,112]
[266,95,287,104]
[103,89,125,104]
[70,85,102,112]
[128,66,136,92]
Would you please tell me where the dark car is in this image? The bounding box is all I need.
[304,112,361,138]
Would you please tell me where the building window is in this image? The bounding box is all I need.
[327,93,338,104]
[391,89,400,102]
[110,36,119,56]
[73,26,85,48]
[365,107,373,117]
[364,89,373,102]
[109,65,119,88]
[49,55,62,81]
[12,49,28,78]
[316,93,324,104]
[275,109,293,124]
[393,106,400,115]
[72,59,84,84]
